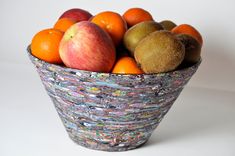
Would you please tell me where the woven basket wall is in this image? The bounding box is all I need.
[28,49,201,151]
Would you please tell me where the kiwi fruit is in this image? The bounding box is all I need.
[177,34,202,64]
[134,30,185,73]
[123,21,163,56]
[160,20,177,31]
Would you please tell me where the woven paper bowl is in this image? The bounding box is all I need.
[28,47,201,151]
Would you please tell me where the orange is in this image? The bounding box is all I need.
[31,28,64,64]
[53,18,76,32]
[91,11,127,46]
[171,24,203,45]
[112,56,144,74]
[123,8,153,27]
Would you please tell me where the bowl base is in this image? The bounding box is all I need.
[68,133,149,152]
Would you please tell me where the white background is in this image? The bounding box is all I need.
[1,0,235,155]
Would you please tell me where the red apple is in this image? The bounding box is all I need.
[59,21,116,72]
[59,8,92,22]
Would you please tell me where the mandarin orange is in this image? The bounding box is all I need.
[54,18,76,32]
[171,24,203,45]
[123,8,153,27]
[91,11,127,46]
[112,56,144,74]
[31,28,63,64]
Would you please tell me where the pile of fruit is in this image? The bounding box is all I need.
[31,8,203,74]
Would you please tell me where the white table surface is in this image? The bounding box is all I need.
[1,62,235,156]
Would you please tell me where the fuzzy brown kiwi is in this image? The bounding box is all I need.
[177,34,202,64]
[134,30,185,73]
[123,21,163,56]
[160,20,177,31]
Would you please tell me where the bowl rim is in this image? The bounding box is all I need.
[27,45,201,76]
